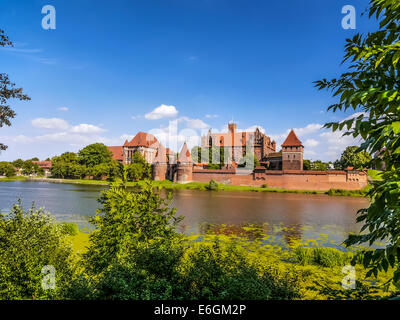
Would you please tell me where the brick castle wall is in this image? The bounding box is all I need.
[191,168,368,191]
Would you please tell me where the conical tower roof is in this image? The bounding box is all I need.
[153,144,167,163]
[177,142,193,163]
[282,130,303,147]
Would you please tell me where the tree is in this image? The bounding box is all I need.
[0,30,31,151]
[12,159,24,169]
[83,180,182,274]
[125,152,151,181]
[335,146,372,170]
[78,143,112,168]
[52,152,78,164]
[51,162,87,179]
[0,162,15,177]
[238,153,260,169]
[315,0,400,284]
[21,160,41,175]
[0,201,74,299]
[303,160,311,170]
[311,160,328,171]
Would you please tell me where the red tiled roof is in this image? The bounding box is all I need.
[166,147,174,155]
[178,142,193,163]
[125,132,159,148]
[32,161,52,168]
[107,146,124,161]
[282,130,303,147]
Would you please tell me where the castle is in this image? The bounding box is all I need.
[107,123,368,191]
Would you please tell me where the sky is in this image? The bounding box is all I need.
[0,0,379,162]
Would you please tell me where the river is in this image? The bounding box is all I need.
[0,181,369,245]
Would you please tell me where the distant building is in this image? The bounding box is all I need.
[201,123,277,163]
[32,160,52,177]
[201,123,304,171]
[108,132,160,165]
[280,129,304,171]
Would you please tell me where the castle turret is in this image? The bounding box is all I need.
[152,144,168,181]
[281,130,304,171]
[176,142,193,183]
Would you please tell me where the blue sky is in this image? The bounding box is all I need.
[0,0,377,161]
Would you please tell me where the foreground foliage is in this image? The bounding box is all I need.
[0,202,74,299]
[316,0,400,285]
[1,181,399,300]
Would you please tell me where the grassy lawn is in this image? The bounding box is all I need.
[0,176,28,181]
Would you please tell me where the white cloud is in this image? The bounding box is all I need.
[145,104,178,120]
[58,107,69,112]
[31,118,69,130]
[245,125,266,134]
[120,134,135,142]
[205,114,219,119]
[177,117,210,130]
[70,124,106,133]
[31,117,105,134]
[304,138,319,147]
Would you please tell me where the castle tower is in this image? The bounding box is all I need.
[176,142,193,183]
[281,130,304,171]
[152,144,168,181]
[228,122,237,134]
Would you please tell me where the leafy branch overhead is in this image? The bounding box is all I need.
[0,29,30,151]
[315,0,400,285]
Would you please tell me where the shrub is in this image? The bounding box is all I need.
[59,222,79,236]
[0,202,74,299]
[83,180,182,274]
[294,246,353,268]
[0,161,15,177]
[205,179,219,191]
[70,237,300,300]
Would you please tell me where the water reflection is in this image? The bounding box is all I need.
[0,181,369,244]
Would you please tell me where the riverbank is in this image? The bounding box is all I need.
[0,176,370,197]
[0,176,28,181]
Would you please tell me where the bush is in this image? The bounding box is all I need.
[83,180,182,274]
[59,222,79,236]
[0,162,15,177]
[70,238,300,300]
[294,246,353,268]
[0,202,74,299]
[205,179,219,191]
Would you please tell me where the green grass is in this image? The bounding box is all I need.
[326,186,370,197]
[0,176,28,182]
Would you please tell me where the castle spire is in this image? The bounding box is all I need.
[282,129,303,147]
[153,144,167,163]
[178,142,193,163]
